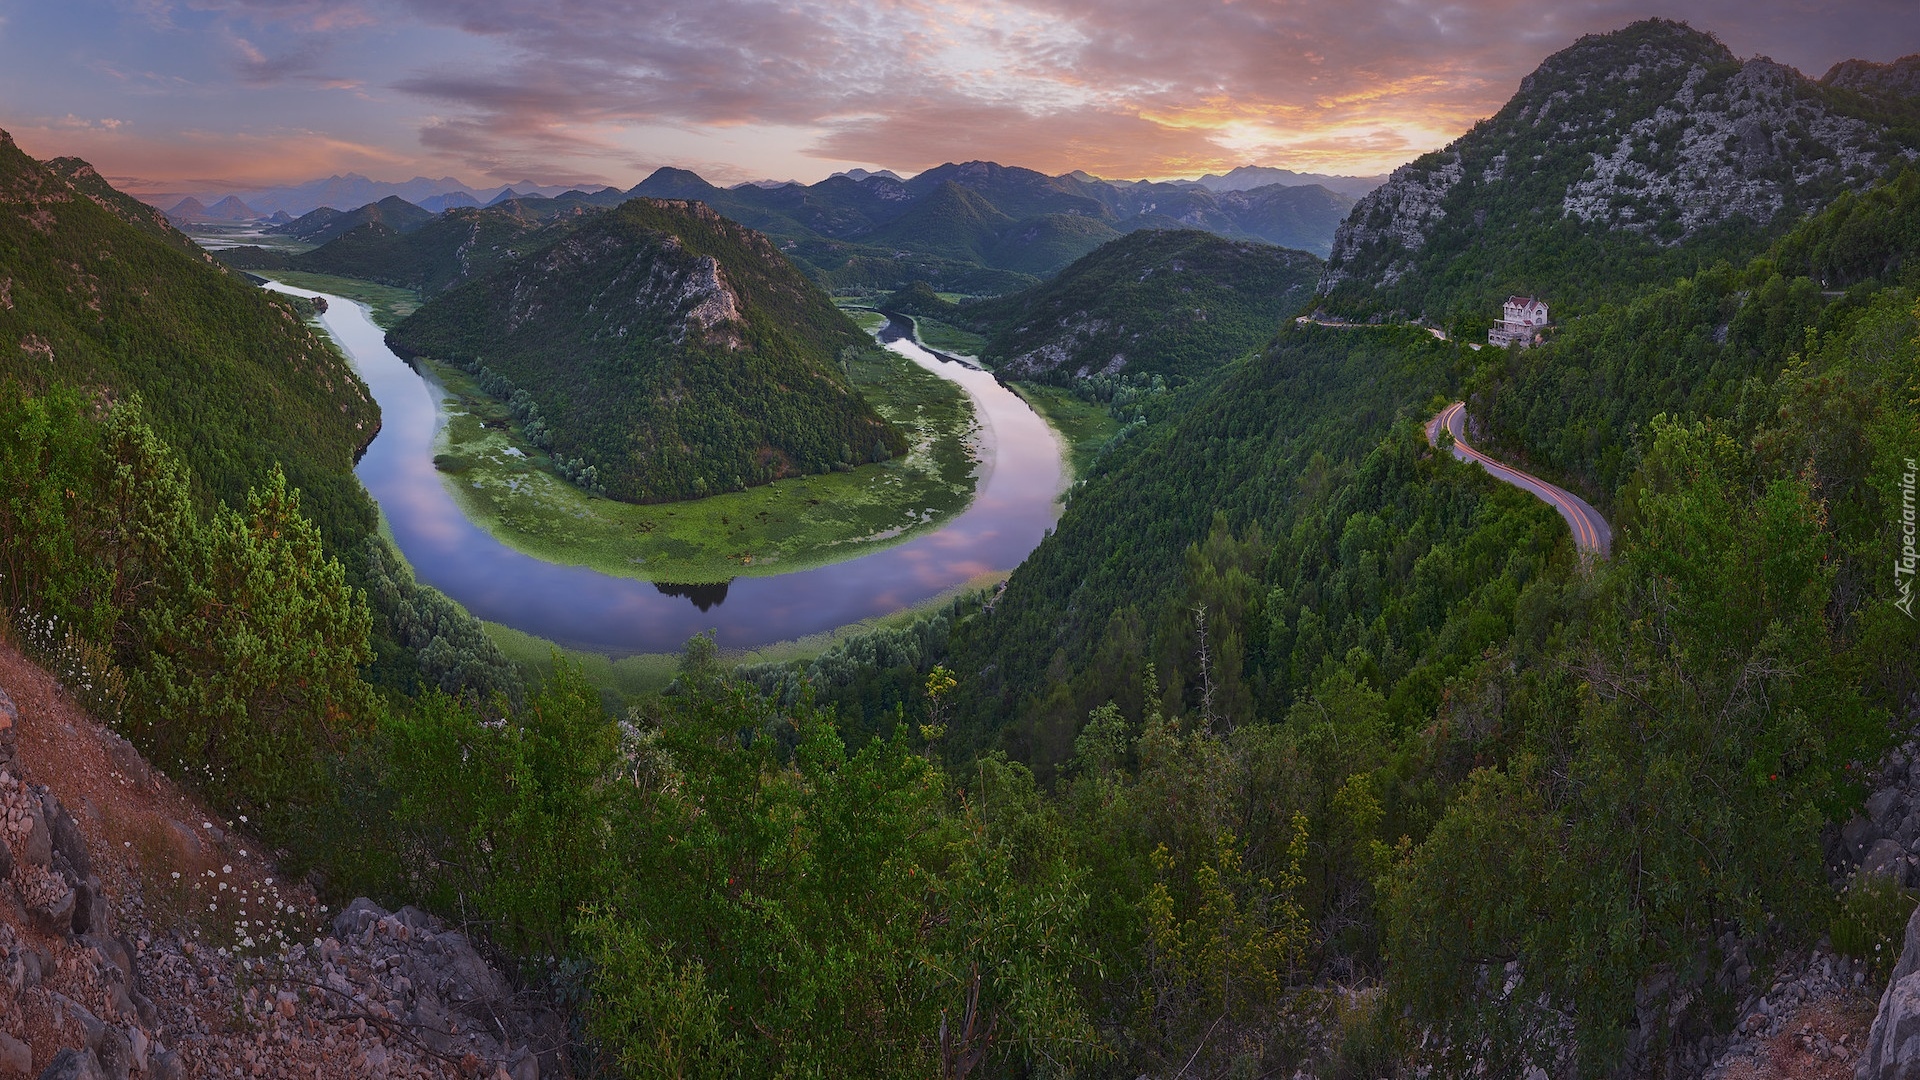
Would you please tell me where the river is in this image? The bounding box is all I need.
[264,284,1066,654]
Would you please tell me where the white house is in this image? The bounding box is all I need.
[1488,295,1549,348]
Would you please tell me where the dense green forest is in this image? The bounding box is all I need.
[387,198,906,503]
[731,166,1919,1073]
[0,129,378,555]
[957,229,1324,382]
[1469,167,1920,508]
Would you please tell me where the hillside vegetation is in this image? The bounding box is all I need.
[387,198,906,503]
[963,229,1323,381]
[735,68,1918,1079]
[222,205,579,297]
[0,129,378,554]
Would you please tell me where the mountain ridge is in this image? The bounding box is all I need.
[1317,18,1920,322]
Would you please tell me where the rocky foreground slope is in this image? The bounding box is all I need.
[0,644,566,1078]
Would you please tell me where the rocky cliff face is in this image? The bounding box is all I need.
[1317,20,1920,315]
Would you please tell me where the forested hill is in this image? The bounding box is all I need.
[0,129,378,553]
[386,198,906,503]
[269,195,436,245]
[222,205,583,298]
[962,229,1323,381]
[1317,18,1920,327]
[721,154,1920,1079]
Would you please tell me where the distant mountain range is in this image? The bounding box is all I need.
[143,163,1385,236]
[219,158,1370,299]
[144,174,607,219]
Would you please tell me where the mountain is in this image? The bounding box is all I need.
[205,195,256,220]
[216,160,1353,303]
[161,194,260,223]
[151,173,591,218]
[419,190,480,213]
[635,160,1357,276]
[964,229,1322,380]
[862,180,1017,262]
[628,167,726,202]
[268,195,434,245]
[1180,165,1389,199]
[43,156,198,253]
[905,161,1112,220]
[1316,19,1920,323]
[1212,184,1354,253]
[386,199,905,503]
[832,168,904,182]
[222,204,584,297]
[164,196,208,222]
[1821,53,1920,100]
[0,129,377,553]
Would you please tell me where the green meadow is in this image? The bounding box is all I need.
[422,342,979,585]
[266,272,422,327]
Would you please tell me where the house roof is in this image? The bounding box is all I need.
[1506,295,1541,307]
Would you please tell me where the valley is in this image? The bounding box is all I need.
[3,14,1919,1079]
[267,281,1068,653]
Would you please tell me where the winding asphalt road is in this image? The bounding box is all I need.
[1427,402,1613,558]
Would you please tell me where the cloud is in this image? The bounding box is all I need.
[381,0,1567,177]
[8,123,412,187]
[226,31,329,85]
[50,115,128,131]
[56,0,1920,185]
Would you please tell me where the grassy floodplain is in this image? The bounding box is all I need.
[1006,383,1121,480]
[906,315,988,358]
[268,272,422,327]
[423,341,979,585]
[842,302,1120,482]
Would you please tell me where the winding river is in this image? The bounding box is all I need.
[265,284,1067,654]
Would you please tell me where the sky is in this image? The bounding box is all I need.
[0,0,1915,194]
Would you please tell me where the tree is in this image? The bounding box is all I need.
[129,467,374,815]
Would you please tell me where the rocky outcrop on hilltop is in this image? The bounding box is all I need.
[1555,58,1891,235]
[1823,55,1920,100]
[0,646,570,1078]
[1317,20,1920,316]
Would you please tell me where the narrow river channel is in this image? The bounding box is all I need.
[265,284,1067,654]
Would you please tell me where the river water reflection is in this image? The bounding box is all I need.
[266,284,1066,654]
